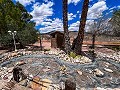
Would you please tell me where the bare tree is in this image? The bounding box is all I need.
[72,0,89,55]
[87,15,112,49]
[62,0,71,54]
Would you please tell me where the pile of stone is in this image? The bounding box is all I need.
[1,48,92,64]
[45,49,92,64]
[0,66,14,89]
[0,49,119,90]
[0,48,94,65]
[0,49,33,63]
[96,51,120,62]
[0,66,61,90]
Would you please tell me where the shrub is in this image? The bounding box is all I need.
[69,52,76,58]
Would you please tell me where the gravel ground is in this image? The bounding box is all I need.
[0,54,120,89]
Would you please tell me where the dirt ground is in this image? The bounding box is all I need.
[0,40,116,55]
[0,50,8,55]
[33,40,115,54]
[33,40,51,49]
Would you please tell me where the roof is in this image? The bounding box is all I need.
[49,31,64,36]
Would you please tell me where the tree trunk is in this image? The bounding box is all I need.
[73,0,89,55]
[91,33,96,61]
[63,0,71,54]
[92,33,95,49]
[40,37,42,50]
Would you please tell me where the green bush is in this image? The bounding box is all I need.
[111,46,120,51]
[75,55,82,59]
[69,52,76,58]
[44,49,50,52]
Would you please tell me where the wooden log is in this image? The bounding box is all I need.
[65,80,76,90]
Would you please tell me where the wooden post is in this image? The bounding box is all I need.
[13,67,22,82]
[13,67,27,82]
[65,80,76,90]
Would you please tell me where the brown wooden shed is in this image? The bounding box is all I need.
[50,31,64,49]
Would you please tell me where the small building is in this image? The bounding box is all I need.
[50,31,64,49]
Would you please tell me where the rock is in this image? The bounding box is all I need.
[60,65,67,71]
[60,82,65,90]
[3,75,8,80]
[41,79,52,90]
[11,52,18,57]
[44,51,49,54]
[3,67,7,70]
[18,79,28,87]
[18,51,23,55]
[50,84,60,90]
[81,87,86,90]
[7,67,14,73]
[59,50,65,54]
[7,74,13,82]
[1,74,5,79]
[81,56,92,63]
[25,51,32,55]
[16,60,26,66]
[67,58,71,62]
[7,53,11,59]
[76,70,82,75]
[12,83,32,90]
[28,74,33,79]
[0,80,8,89]
[75,59,80,63]
[94,69,104,77]
[43,67,51,72]
[22,51,26,55]
[30,76,42,90]
[23,69,29,75]
[104,68,113,73]
[95,87,108,90]
[63,55,70,61]
[104,62,110,67]
[3,73,13,82]
[17,55,21,57]
[3,81,15,90]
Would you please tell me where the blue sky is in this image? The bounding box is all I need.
[12,0,120,33]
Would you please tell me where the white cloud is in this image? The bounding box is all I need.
[68,13,76,21]
[117,6,120,9]
[98,0,106,1]
[77,11,80,14]
[108,5,120,13]
[85,20,94,31]
[43,0,49,2]
[68,21,80,31]
[68,20,95,32]
[40,18,63,33]
[68,0,81,5]
[109,6,116,11]
[15,0,35,6]
[43,0,53,3]
[89,0,93,1]
[30,1,54,26]
[87,0,108,19]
